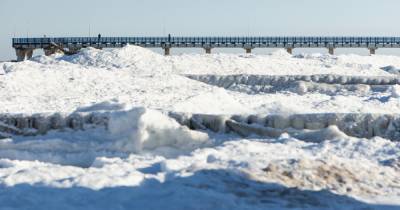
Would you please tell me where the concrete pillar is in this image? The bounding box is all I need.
[26,49,33,59]
[328,48,335,55]
[286,48,293,54]
[369,48,376,55]
[205,48,211,54]
[15,49,26,62]
[245,48,252,54]
[164,47,170,56]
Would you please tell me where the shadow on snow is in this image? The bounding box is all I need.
[0,169,398,210]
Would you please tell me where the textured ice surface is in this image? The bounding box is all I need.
[186,74,400,95]
[170,112,400,141]
[2,110,400,142]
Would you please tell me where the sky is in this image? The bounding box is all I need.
[1,0,400,60]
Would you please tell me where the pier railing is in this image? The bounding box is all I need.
[11,36,400,61]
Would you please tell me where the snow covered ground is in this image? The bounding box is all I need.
[0,46,400,209]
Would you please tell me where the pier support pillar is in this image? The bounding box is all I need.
[204,48,212,54]
[286,48,293,54]
[369,48,376,55]
[245,48,252,54]
[164,47,170,56]
[26,49,33,60]
[15,49,26,62]
[328,48,335,55]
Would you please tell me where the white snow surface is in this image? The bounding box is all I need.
[0,46,400,209]
[1,45,400,115]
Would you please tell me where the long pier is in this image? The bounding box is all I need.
[12,36,400,61]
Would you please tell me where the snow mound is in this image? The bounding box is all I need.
[108,107,209,152]
[60,45,165,70]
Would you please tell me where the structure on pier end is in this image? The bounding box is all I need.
[12,36,400,60]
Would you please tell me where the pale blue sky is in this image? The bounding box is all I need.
[1,0,400,60]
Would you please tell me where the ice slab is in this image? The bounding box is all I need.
[186,74,400,95]
[2,109,400,141]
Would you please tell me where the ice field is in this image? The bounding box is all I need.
[0,45,400,209]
